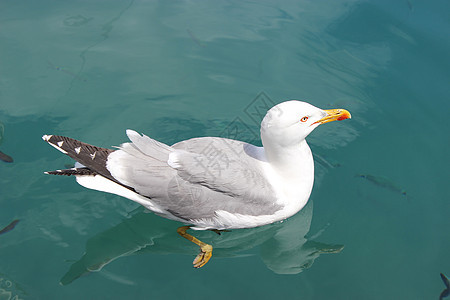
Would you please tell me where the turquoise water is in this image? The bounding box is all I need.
[1,0,449,298]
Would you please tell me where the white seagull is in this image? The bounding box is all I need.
[43,100,351,268]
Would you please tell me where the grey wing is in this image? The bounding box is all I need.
[167,137,281,220]
[108,132,281,221]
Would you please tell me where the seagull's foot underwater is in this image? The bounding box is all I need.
[192,244,213,268]
[177,226,213,268]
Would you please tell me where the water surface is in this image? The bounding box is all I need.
[0,0,449,299]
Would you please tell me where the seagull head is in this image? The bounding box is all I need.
[261,100,351,147]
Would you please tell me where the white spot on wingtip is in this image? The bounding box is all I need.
[43,134,69,154]
[48,142,68,154]
[42,134,53,141]
[75,147,81,154]
[90,152,96,160]
[44,171,49,174]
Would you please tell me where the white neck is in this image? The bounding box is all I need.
[260,137,315,214]
[262,139,314,180]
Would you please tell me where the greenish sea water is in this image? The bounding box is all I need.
[1,0,449,299]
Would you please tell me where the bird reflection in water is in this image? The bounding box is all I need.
[60,201,343,285]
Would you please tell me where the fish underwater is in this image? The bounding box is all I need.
[0,150,13,163]
[0,122,13,163]
[0,219,20,235]
[357,174,408,200]
[441,273,450,300]
[186,29,205,48]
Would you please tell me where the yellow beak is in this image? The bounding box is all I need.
[312,109,351,126]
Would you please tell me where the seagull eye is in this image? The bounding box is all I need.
[300,116,308,122]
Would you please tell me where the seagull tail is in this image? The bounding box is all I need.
[42,134,115,181]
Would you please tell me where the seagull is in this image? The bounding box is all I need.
[42,100,351,268]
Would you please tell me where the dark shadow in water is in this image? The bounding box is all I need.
[61,202,343,285]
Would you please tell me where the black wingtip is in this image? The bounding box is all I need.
[42,134,114,178]
[45,168,98,176]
